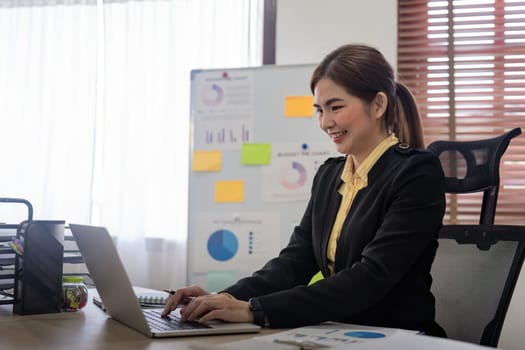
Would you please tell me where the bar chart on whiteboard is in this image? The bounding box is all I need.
[195,120,252,150]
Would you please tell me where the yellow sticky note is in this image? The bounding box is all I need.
[215,180,244,203]
[192,150,222,172]
[241,144,271,165]
[285,95,314,118]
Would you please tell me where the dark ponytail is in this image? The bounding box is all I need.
[310,44,424,148]
[394,82,424,148]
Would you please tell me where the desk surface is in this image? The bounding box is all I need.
[0,295,275,350]
[0,291,495,350]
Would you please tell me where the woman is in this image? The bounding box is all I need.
[162,44,446,336]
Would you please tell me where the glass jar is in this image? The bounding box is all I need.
[62,276,88,311]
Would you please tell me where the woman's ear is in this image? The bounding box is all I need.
[373,92,388,119]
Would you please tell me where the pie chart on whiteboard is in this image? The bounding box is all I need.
[280,161,307,190]
[207,229,238,261]
[201,83,224,106]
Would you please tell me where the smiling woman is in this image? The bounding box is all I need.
[313,79,388,164]
[310,44,425,151]
[162,44,447,337]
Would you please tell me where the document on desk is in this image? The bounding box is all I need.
[252,323,408,349]
[189,339,299,350]
[248,323,491,349]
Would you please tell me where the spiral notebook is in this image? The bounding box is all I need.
[137,293,169,306]
[93,291,168,311]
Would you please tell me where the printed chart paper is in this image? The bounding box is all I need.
[192,70,255,150]
[254,323,485,350]
[191,212,281,279]
[253,323,419,349]
[262,143,338,202]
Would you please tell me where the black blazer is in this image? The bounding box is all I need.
[224,144,446,335]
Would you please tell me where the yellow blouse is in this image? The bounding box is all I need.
[327,134,399,274]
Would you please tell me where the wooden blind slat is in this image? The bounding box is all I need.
[398,0,525,225]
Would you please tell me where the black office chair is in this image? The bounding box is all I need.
[428,127,525,347]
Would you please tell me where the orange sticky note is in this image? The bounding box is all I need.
[214,180,244,203]
[285,96,314,118]
[192,150,222,172]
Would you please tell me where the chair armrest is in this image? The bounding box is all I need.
[439,224,525,250]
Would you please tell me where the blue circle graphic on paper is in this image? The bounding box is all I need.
[344,331,386,339]
[207,229,238,261]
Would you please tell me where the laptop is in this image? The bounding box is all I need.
[69,223,261,337]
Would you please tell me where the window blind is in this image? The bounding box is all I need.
[398,0,525,224]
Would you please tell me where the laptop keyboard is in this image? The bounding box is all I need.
[143,309,211,331]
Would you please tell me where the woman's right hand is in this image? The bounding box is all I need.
[161,285,210,317]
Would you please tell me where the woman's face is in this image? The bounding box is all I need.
[313,78,386,159]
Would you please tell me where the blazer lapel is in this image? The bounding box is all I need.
[319,174,344,276]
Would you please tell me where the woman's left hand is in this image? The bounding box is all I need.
[180,293,254,324]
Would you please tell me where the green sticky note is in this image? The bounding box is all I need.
[241,143,271,165]
[206,270,239,292]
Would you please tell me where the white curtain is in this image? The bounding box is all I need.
[0,0,262,289]
[0,0,98,225]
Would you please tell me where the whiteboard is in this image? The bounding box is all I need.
[187,64,338,291]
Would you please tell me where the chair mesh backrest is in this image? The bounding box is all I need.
[431,239,518,344]
[427,128,521,194]
[428,128,524,346]
[427,128,522,224]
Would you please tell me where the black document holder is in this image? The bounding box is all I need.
[13,220,65,315]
